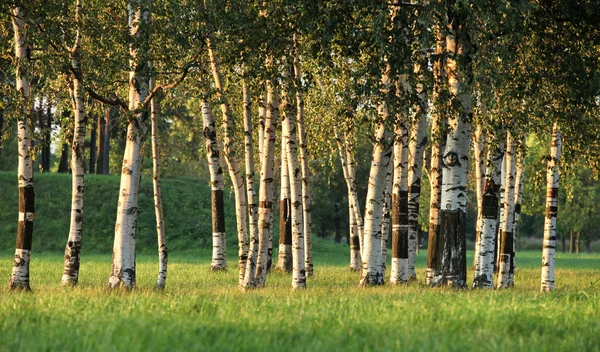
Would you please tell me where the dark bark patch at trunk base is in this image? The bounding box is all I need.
[432,209,467,288]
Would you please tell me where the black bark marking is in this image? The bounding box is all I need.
[212,190,226,233]
[434,209,467,288]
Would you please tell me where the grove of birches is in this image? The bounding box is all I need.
[1,0,599,293]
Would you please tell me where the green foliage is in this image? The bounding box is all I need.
[0,249,598,351]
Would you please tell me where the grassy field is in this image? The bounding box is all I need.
[0,242,599,352]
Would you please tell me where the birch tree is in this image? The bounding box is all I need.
[496,131,516,288]
[471,124,485,270]
[275,134,292,273]
[541,123,561,292]
[9,6,35,291]
[390,119,409,284]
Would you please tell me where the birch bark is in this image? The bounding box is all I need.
[472,141,504,288]
[380,159,393,277]
[432,20,473,288]
[207,35,248,277]
[254,80,278,288]
[9,6,34,291]
[150,75,167,289]
[275,133,292,273]
[62,0,85,285]
[472,124,485,270]
[359,121,393,287]
[512,150,525,280]
[242,69,259,289]
[496,131,516,288]
[390,119,409,284]
[201,100,227,271]
[541,123,561,292]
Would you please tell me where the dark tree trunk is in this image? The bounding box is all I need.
[0,111,4,161]
[37,107,51,172]
[58,143,70,173]
[100,107,112,174]
[569,229,575,253]
[89,112,97,174]
[96,109,105,174]
[576,231,580,254]
[562,234,566,253]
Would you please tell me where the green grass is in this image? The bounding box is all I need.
[0,244,599,352]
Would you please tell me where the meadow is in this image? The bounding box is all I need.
[1,245,599,352]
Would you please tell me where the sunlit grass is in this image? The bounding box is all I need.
[0,243,599,352]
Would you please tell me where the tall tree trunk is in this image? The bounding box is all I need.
[100,107,112,174]
[201,100,226,271]
[494,148,507,274]
[512,148,525,278]
[39,107,51,172]
[293,45,312,277]
[242,67,259,289]
[334,126,362,270]
[390,118,409,284]
[96,108,105,173]
[107,3,150,288]
[576,232,580,254]
[380,159,393,276]
[254,79,278,288]
[359,120,393,287]
[282,64,306,289]
[472,140,504,289]
[541,123,561,292]
[206,34,248,278]
[275,133,292,273]
[432,18,473,288]
[406,75,429,280]
[62,5,86,285]
[496,131,516,288]
[9,6,34,291]
[0,111,4,161]
[150,75,167,289]
[569,229,575,253]
[472,124,485,270]
[425,33,446,285]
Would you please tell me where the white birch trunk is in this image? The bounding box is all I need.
[107,2,150,289]
[406,81,428,280]
[380,159,393,277]
[150,75,167,289]
[496,131,516,288]
[541,123,561,292]
[275,133,292,273]
[254,80,278,288]
[432,26,473,288]
[201,101,227,271]
[207,36,248,277]
[258,87,266,162]
[472,141,504,289]
[242,70,259,289]
[495,148,507,273]
[472,124,485,270]
[334,126,362,270]
[9,6,34,291]
[359,122,392,286]
[512,149,525,280]
[62,0,85,285]
[390,119,409,284]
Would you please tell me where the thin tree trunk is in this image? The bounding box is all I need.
[101,107,111,174]
[390,118,409,284]
[495,148,507,273]
[512,148,525,279]
[107,3,150,289]
[282,63,306,289]
[89,111,97,174]
[206,34,248,277]
[254,79,278,288]
[541,122,561,292]
[380,159,393,277]
[497,131,516,288]
[201,100,226,271]
[472,124,485,270]
[359,120,393,287]
[293,45,312,277]
[96,108,105,174]
[406,77,428,280]
[432,20,473,288]
[150,75,167,289]
[569,229,574,253]
[472,140,504,289]
[0,111,4,160]
[62,4,86,285]
[275,133,292,273]
[9,6,34,291]
[241,67,259,289]
[576,232,580,254]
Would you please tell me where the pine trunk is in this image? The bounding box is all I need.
[150,76,167,289]
[254,80,278,288]
[241,71,259,289]
[541,123,561,292]
[9,6,34,291]
[207,35,248,277]
[107,4,150,288]
[359,121,393,287]
[62,19,86,284]
[432,22,473,288]
[472,141,504,289]
[472,124,485,270]
[496,131,516,288]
